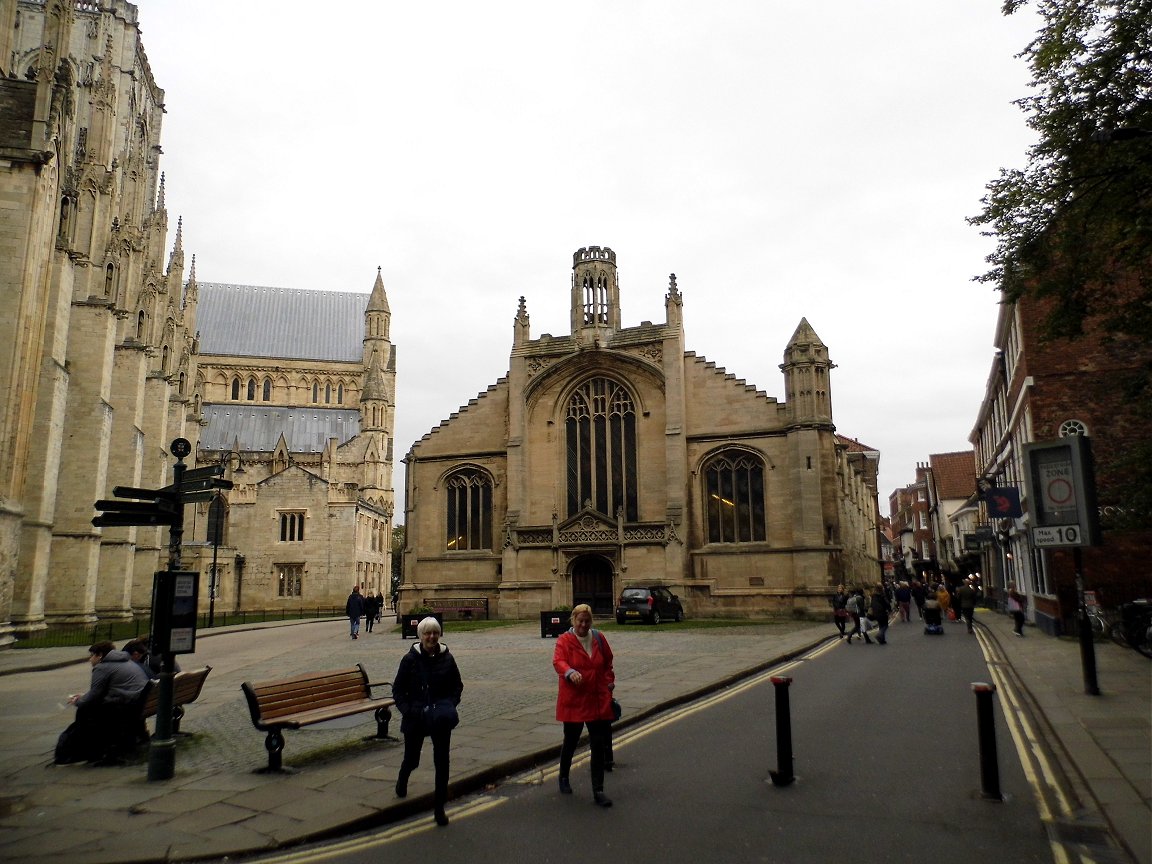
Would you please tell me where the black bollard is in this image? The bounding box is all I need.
[768,676,795,787]
[972,683,1002,801]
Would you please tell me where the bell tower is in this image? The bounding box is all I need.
[570,246,620,343]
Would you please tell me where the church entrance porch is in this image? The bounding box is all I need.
[570,554,615,616]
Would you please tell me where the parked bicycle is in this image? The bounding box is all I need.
[1108,599,1152,658]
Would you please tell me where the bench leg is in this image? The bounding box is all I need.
[171,705,185,736]
[263,729,285,772]
[373,706,393,739]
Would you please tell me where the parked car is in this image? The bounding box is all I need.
[615,586,684,625]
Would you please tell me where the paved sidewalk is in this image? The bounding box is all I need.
[0,612,1146,864]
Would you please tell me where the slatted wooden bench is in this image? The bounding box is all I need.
[422,596,489,620]
[241,664,394,772]
[140,666,213,734]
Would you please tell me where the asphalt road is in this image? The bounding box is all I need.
[237,622,1057,864]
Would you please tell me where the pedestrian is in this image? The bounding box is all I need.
[846,588,868,643]
[911,580,927,619]
[363,591,378,633]
[936,583,952,624]
[831,585,850,638]
[392,617,463,826]
[346,585,365,639]
[391,588,399,612]
[957,577,979,633]
[375,591,385,621]
[894,581,912,622]
[57,641,150,764]
[1007,582,1027,636]
[870,583,892,644]
[552,603,616,807]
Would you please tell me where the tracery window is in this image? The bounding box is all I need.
[565,378,638,520]
[280,511,305,542]
[277,564,303,597]
[703,449,766,543]
[247,378,256,400]
[445,468,493,551]
[262,378,271,401]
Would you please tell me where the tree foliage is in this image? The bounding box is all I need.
[969,0,1152,340]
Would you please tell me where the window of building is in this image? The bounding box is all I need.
[312,381,319,403]
[338,383,344,404]
[325,383,332,404]
[1059,419,1088,437]
[703,449,766,543]
[247,378,256,400]
[446,468,493,551]
[565,377,638,520]
[262,378,271,401]
[280,511,306,542]
[231,378,240,400]
[277,564,303,597]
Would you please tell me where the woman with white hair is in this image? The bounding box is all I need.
[552,603,616,807]
[392,617,463,826]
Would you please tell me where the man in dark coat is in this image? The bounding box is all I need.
[346,586,366,639]
[60,641,150,763]
[364,591,378,633]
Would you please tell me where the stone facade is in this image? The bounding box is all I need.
[0,0,191,643]
[182,276,396,612]
[402,247,881,619]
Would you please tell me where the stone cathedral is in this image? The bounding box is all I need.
[401,247,881,618]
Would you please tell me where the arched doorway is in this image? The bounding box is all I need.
[571,554,615,615]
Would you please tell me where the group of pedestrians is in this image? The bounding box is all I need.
[345,585,389,639]
[387,603,617,827]
[832,584,892,644]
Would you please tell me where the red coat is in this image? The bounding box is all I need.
[553,629,615,722]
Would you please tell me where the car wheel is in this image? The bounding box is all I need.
[616,616,626,625]
[650,611,661,625]
[674,609,682,622]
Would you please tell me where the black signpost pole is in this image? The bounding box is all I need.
[148,439,189,782]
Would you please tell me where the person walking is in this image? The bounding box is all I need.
[831,585,850,638]
[1007,582,1027,636]
[346,586,365,639]
[392,617,463,826]
[911,580,927,619]
[870,583,892,644]
[894,581,912,622]
[957,577,979,633]
[375,591,385,621]
[846,588,869,643]
[363,591,378,633]
[553,603,616,807]
[936,583,953,624]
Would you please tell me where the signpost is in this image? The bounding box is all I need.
[91,437,234,779]
[1022,436,1101,695]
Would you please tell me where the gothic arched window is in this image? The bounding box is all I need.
[703,449,766,543]
[246,378,256,400]
[262,378,271,401]
[231,378,240,400]
[445,468,493,551]
[565,377,637,520]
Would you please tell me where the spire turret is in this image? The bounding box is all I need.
[780,318,835,425]
[570,246,620,343]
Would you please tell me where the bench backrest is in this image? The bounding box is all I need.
[242,665,371,726]
[140,666,213,719]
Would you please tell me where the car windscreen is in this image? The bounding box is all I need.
[620,589,649,600]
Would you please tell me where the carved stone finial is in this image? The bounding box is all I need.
[668,273,679,297]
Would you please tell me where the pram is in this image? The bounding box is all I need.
[923,601,944,635]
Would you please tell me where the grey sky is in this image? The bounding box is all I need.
[139,1,1042,513]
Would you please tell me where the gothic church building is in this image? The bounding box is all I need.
[402,247,880,618]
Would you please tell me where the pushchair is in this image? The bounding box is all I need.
[923,600,944,635]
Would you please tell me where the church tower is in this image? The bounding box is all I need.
[360,268,395,512]
[781,318,834,426]
[570,246,621,344]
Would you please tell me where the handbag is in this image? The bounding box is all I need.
[834,608,850,620]
[611,698,622,722]
[423,698,459,732]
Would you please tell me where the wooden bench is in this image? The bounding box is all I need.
[422,597,489,620]
[240,664,394,772]
[140,666,213,734]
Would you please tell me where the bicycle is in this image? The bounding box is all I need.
[1108,599,1152,659]
[1084,605,1114,641]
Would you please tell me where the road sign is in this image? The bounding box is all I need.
[93,511,177,528]
[1032,524,1085,547]
[177,477,234,494]
[94,499,175,514]
[112,485,176,501]
[182,464,226,483]
[984,486,1022,518]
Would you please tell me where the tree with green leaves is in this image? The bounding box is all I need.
[969,0,1151,340]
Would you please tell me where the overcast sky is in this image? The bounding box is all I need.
[139,1,1042,516]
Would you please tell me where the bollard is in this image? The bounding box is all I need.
[768,676,795,787]
[972,683,1002,801]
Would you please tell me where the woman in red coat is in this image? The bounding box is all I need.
[552,603,616,807]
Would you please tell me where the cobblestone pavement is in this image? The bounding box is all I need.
[0,612,1146,864]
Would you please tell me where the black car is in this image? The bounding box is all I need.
[615,586,684,625]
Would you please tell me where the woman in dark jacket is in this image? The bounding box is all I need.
[392,617,463,826]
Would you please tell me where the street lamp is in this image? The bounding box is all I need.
[207,450,244,627]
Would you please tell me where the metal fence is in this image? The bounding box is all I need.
[10,606,345,649]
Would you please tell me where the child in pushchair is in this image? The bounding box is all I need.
[923,598,944,635]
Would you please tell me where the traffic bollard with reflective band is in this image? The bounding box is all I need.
[769,676,795,787]
[972,682,1002,801]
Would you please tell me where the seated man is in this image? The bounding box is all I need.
[58,640,150,764]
